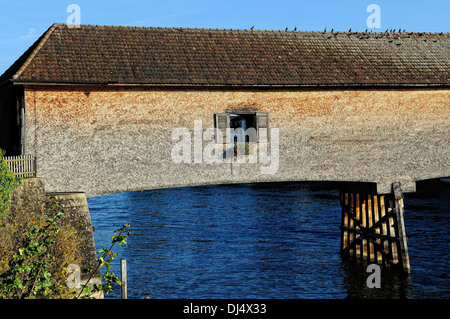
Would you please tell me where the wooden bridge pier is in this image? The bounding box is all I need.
[339,182,411,273]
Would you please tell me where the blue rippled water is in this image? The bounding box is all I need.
[88,181,450,299]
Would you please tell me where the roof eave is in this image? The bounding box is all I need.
[12,80,450,89]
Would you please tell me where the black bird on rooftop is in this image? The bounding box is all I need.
[294,26,297,31]
[285,27,288,31]
[250,25,254,30]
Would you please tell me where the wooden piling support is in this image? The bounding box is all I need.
[121,259,127,299]
[392,182,411,273]
[339,182,411,273]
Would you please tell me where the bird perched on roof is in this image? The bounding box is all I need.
[294,26,297,31]
[250,25,254,30]
[348,28,351,32]
[285,27,288,31]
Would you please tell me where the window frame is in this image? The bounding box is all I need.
[214,111,269,144]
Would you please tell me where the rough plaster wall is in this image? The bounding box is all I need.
[24,86,450,197]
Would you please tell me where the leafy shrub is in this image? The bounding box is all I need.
[0,150,20,223]
[0,196,83,298]
[76,223,130,299]
[0,154,130,299]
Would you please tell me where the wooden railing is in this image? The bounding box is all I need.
[3,155,36,178]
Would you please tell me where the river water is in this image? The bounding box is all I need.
[88,181,450,299]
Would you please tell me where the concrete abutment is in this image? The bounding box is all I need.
[9,178,102,297]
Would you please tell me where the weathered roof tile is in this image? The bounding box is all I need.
[1,23,449,87]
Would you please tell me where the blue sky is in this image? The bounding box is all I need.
[0,0,449,75]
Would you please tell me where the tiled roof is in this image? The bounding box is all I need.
[1,23,450,87]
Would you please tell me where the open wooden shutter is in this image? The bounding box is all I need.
[214,113,230,144]
[256,112,269,143]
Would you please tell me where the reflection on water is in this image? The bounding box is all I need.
[340,259,412,299]
[88,181,449,299]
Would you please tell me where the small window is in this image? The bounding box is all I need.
[214,112,269,144]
